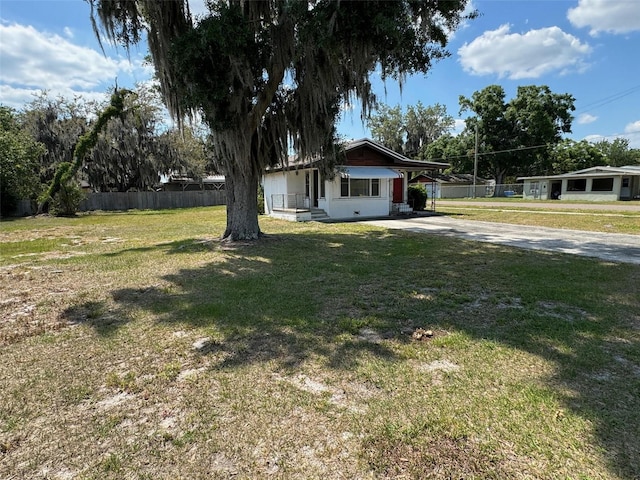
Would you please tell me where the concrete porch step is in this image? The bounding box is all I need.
[310,207,329,220]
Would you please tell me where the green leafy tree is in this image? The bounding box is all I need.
[367,104,404,153]
[21,93,94,187]
[84,85,189,192]
[505,85,574,175]
[458,85,515,183]
[24,85,199,209]
[422,132,475,172]
[158,125,212,180]
[549,139,605,174]
[595,138,640,167]
[38,88,135,213]
[89,0,475,241]
[0,106,45,215]
[404,102,455,157]
[367,102,454,157]
[459,85,575,183]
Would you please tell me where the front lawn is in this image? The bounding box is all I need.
[435,203,640,235]
[1,207,638,479]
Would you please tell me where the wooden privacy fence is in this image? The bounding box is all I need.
[78,190,226,212]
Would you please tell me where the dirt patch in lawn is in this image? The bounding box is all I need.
[364,434,522,479]
[0,264,84,345]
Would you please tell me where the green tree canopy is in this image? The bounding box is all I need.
[21,93,94,187]
[594,138,640,167]
[459,84,575,183]
[90,0,475,240]
[549,139,605,174]
[367,104,404,153]
[0,106,45,216]
[404,102,455,157]
[84,85,194,192]
[367,102,454,158]
[422,133,475,172]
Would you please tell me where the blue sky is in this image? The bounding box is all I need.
[1,0,639,147]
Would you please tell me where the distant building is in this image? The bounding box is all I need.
[408,173,491,199]
[162,175,225,192]
[518,166,640,201]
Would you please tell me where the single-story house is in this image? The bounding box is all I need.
[408,173,492,199]
[518,166,640,201]
[262,138,449,221]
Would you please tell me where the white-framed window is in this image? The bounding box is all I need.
[340,178,381,197]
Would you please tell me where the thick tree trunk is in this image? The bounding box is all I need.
[222,168,261,241]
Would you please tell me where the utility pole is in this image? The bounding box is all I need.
[473,122,478,199]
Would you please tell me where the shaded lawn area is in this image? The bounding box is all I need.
[1,206,639,479]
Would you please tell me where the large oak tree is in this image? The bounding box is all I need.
[90,0,474,240]
[459,85,575,183]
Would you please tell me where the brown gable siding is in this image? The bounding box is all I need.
[345,146,395,167]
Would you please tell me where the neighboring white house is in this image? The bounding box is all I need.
[518,166,640,201]
[262,138,449,221]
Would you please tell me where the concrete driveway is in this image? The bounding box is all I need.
[361,215,640,265]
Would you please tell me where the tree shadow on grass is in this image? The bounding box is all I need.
[102,238,218,257]
[67,227,640,478]
[87,229,410,370]
[61,300,125,336]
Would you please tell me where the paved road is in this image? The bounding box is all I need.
[361,215,640,265]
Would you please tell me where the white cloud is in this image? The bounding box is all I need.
[453,118,466,135]
[458,24,591,79]
[577,113,598,124]
[583,134,606,143]
[583,121,640,149]
[439,0,476,40]
[63,26,74,39]
[625,120,640,135]
[0,23,137,92]
[0,84,109,111]
[568,0,640,36]
[0,84,42,109]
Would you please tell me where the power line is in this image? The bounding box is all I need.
[577,83,640,114]
[428,128,640,163]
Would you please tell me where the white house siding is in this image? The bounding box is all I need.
[269,210,312,221]
[286,170,307,194]
[522,180,550,200]
[523,176,623,201]
[321,176,392,219]
[561,176,621,201]
[262,172,288,214]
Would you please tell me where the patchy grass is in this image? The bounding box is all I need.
[436,203,640,234]
[1,206,639,479]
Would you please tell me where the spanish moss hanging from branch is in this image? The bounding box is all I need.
[88,0,476,240]
[38,87,135,214]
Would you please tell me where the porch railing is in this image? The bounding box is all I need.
[271,194,310,212]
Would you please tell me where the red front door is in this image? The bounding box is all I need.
[393,177,403,203]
